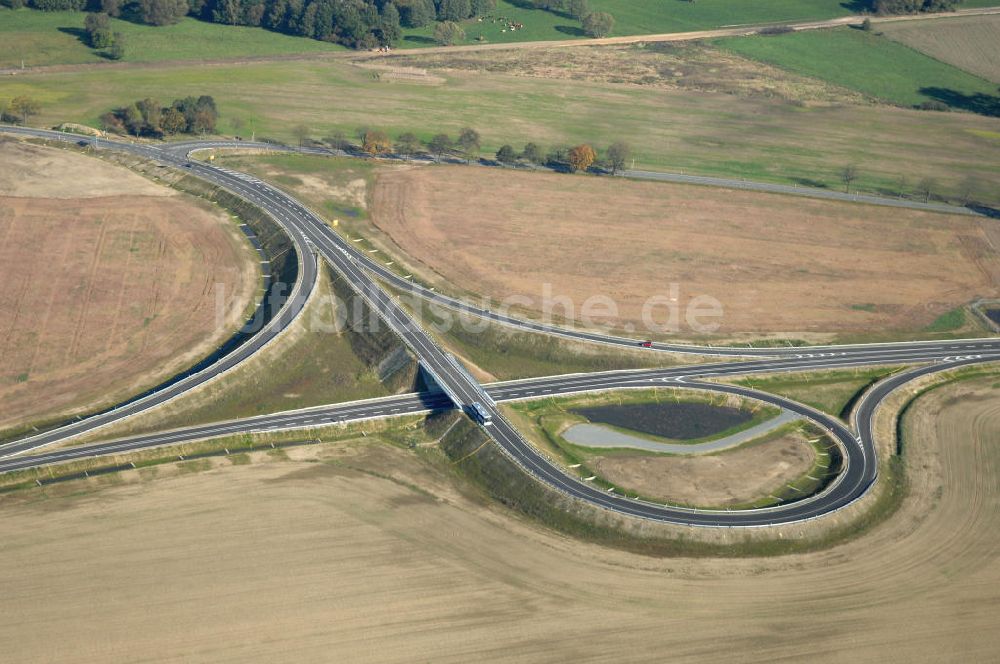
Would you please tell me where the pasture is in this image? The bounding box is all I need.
[4,56,997,204]
[715,27,999,110]
[0,8,343,68]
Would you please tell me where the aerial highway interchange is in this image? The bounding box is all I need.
[2,124,998,528]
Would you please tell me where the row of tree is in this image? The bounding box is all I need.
[13,0,616,46]
[13,0,503,47]
[867,0,960,14]
[101,95,219,137]
[305,125,632,174]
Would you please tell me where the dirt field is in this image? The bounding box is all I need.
[882,14,1000,84]
[372,165,1000,340]
[0,372,997,662]
[364,41,871,105]
[591,430,815,506]
[0,140,258,432]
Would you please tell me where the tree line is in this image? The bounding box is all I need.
[7,0,619,46]
[9,0,504,48]
[101,95,219,137]
[296,125,632,175]
[865,0,960,14]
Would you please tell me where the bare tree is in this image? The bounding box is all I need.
[840,165,858,193]
[292,124,310,147]
[917,177,936,203]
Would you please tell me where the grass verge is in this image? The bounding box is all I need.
[729,366,906,419]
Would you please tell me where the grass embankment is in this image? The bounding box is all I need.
[715,27,999,110]
[4,55,998,205]
[392,289,687,380]
[440,409,884,556]
[0,414,429,494]
[731,366,905,419]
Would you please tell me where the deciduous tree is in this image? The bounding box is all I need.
[139,0,189,25]
[427,133,452,160]
[396,131,421,156]
[605,140,630,175]
[84,12,114,48]
[521,142,542,164]
[433,20,465,45]
[566,0,587,19]
[362,129,392,155]
[917,176,937,202]
[457,127,481,161]
[495,144,516,164]
[840,165,858,193]
[108,32,126,59]
[436,0,470,21]
[9,96,40,125]
[581,11,613,37]
[567,143,596,172]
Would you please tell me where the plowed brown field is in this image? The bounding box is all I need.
[0,140,258,432]
[371,165,1000,340]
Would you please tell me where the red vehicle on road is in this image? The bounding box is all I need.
[640,340,653,348]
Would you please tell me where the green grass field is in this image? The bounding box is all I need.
[404,0,1000,46]
[0,8,343,67]
[6,1,1000,67]
[732,367,903,418]
[3,54,998,204]
[714,27,999,109]
[2,1,861,65]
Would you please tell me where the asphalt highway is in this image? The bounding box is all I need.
[3,126,998,527]
[3,354,994,526]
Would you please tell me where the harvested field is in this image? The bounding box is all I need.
[371,165,1000,340]
[366,41,870,105]
[882,14,1000,84]
[0,141,258,433]
[1,373,998,662]
[590,429,815,507]
[0,138,167,198]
